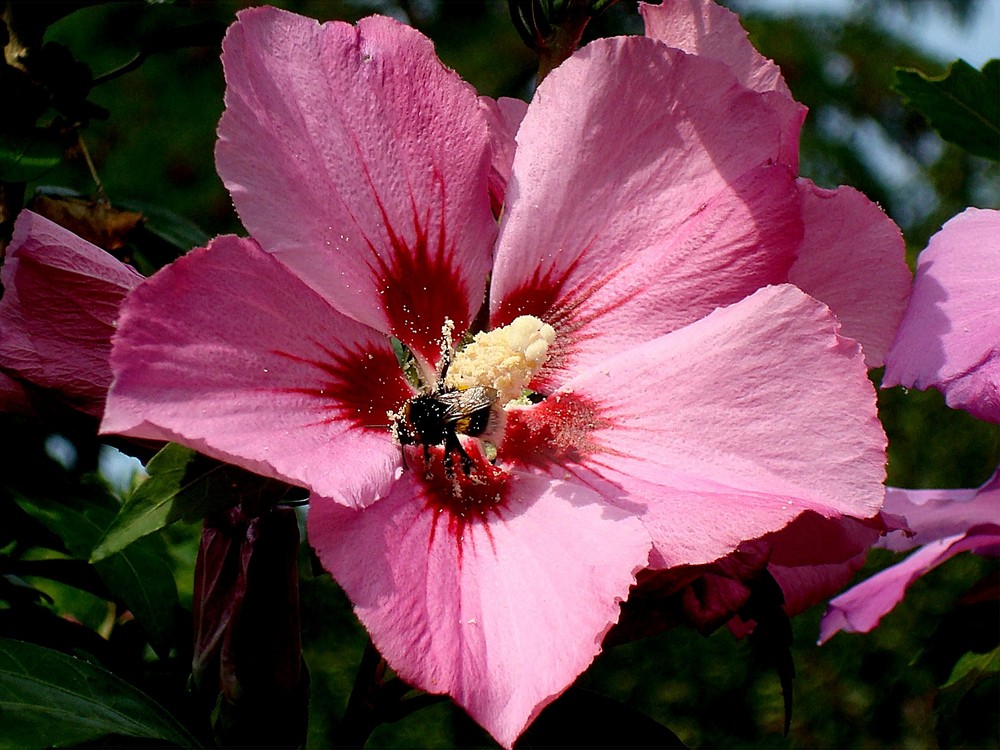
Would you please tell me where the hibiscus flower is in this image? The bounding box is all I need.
[820,207,1000,643]
[0,210,143,417]
[101,4,894,745]
[819,475,1000,643]
[883,207,1000,422]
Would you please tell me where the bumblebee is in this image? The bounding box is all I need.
[394,384,500,475]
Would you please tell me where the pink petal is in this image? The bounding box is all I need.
[626,514,884,639]
[788,180,910,368]
[763,514,883,616]
[769,555,869,621]
[491,36,805,388]
[641,0,791,96]
[505,284,885,568]
[819,473,999,642]
[101,235,408,508]
[878,470,1000,553]
[765,512,886,569]
[623,543,770,637]
[883,207,1000,423]
[640,3,911,369]
[216,8,497,365]
[308,470,650,748]
[480,96,528,217]
[640,0,804,168]
[0,371,33,415]
[818,527,1000,643]
[648,515,887,638]
[0,210,142,417]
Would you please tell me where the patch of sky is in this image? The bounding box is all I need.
[733,0,1000,67]
[817,106,940,226]
[45,433,146,496]
[44,434,77,471]
[99,444,146,496]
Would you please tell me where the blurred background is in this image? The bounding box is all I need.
[2,0,998,746]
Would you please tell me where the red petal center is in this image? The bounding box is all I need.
[411,441,510,545]
[502,392,609,470]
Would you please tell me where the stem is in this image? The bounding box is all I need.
[535,2,591,85]
[338,639,444,747]
[77,132,108,204]
[338,639,384,748]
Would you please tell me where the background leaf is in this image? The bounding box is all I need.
[943,646,1000,690]
[0,131,64,183]
[894,59,1000,160]
[515,687,688,748]
[89,444,198,562]
[92,443,298,563]
[935,645,1000,746]
[14,487,180,654]
[0,638,200,748]
[118,197,211,252]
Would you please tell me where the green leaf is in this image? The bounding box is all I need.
[5,560,109,600]
[91,444,296,563]
[90,444,210,561]
[894,59,1000,161]
[0,638,200,748]
[14,488,180,654]
[0,131,64,182]
[935,645,1000,744]
[15,486,119,561]
[943,645,1000,690]
[117,198,211,252]
[519,687,688,748]
[98,535,180,651]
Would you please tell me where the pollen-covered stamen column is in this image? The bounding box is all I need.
[446,315,555,404]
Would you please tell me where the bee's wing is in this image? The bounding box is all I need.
[437,386,498,422]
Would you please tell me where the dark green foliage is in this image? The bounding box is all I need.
[91,443,300,562]
[516,687,687,748]
[1,0,998,747]
[0,130,64,183]
[895,59,1000,161]
[14,484,181,656]
[0,638,201,749]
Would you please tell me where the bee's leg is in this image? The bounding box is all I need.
[441,432,474,477]
[442,444,456,478]
[448,433,474,475]
[459,446,473,475]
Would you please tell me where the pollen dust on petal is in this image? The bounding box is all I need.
[502,391,610,471]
